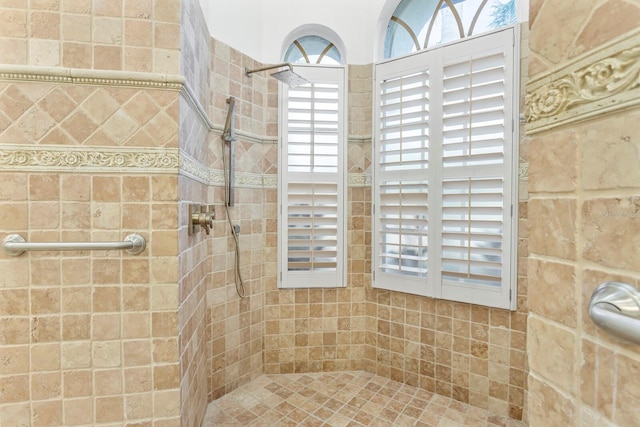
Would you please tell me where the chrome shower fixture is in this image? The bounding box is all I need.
[245,62,310,87]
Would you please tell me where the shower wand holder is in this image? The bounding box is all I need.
[189,204,215,236]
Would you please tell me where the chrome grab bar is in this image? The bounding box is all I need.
[588,281,640,344]
[2,233,146,256]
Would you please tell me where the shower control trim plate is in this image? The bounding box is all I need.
[189,204,215,235]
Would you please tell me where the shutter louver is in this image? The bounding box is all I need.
[280,66,346,288]
[374,28,516,309]
[377,71,430,285]
[287,181,338,271]
[441,50,507,289]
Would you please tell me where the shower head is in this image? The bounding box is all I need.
[245,63,310,88]
[270,69,309,87]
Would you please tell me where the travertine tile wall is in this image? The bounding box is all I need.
[177,1,211,425]
[0,1,205,426]
[0,0,181,73]
[527,1,640,426]
[0,80,183,426]
[206,38,270,400]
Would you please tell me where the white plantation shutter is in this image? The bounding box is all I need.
[279,65,346,288]
[374,28,517,309]
[375,68,431,296]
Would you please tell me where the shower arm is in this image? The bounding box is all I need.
[245,62,294,77]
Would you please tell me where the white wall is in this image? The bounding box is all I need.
[204,0,529,64]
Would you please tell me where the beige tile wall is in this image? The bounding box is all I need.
[0,69,183,426]
[0,0,181,73]
[206,38,270,400]
[0,1,213,426]
[527,1,640,426]
[176,1,211,424]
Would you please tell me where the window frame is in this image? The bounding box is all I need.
[372,26,519,310]
[278,64,348,289]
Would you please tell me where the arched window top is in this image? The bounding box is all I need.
[384,0,517,59]
[284,35,343,65]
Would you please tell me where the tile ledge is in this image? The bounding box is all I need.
[0,64,185,89]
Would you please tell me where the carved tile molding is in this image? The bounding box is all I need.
[0,144,180,173]
[525,29,640,134]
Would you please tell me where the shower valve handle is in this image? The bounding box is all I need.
[190,205,215,236]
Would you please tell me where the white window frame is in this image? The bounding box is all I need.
[278,64,348,289]
[373,27,519,309]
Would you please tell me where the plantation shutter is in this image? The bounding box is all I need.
[375,66,431,296]
[374,28,516,309]
[279,66,346,288]
[438,30,514,307]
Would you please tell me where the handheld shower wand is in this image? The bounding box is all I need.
[223,97,236,207]
[222,96,245,298]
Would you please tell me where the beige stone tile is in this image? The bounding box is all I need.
[95,395,124,423]
[92,16,122,45]
[62,397,94,425]
[62,42,92,68]
[528,198,577,260]
[0,9,27,37]
[154,22,179,49]
[124,46,153,72]
[61,342,91,369]
[31,400,62,426]
[153,389,180,417]
[61,13,91,42]
[92,313,119,341]
[93,45,122,70]
[0,38,27,65]
[527,316,575,393]
[528,259,576,327]
[123,339,151,366]
[581,113,640,191]
[29,11,59,39]
[582,197,640,270]
[529,0,600,64]
[31,371,61,400]
[124,366,152,393]
[528,131,577,192]
[528,375,575,426]
[63,369,93,397]
[93,341,122,368]
[0,374,29,403]
[572,0,640,58]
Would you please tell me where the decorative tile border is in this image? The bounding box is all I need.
[525,28,640,134]
[0,144,179,173]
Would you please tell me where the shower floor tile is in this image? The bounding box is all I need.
[203,371,527,426]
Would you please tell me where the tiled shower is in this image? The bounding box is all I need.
[1,0,640,426]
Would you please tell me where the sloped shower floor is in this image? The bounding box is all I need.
[204,371,527,426]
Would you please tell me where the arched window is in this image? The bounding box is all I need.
[384,0,517,58]
[284,35,343,65]
[374,2,520,308]
[278,32,347,289]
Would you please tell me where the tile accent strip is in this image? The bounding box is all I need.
[525,28,640,134]
[0,144,179,173]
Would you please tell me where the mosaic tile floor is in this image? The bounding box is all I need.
[204,371,527,427]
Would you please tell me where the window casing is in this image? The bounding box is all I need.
[373,27,518,309]
[279,65,347,288]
